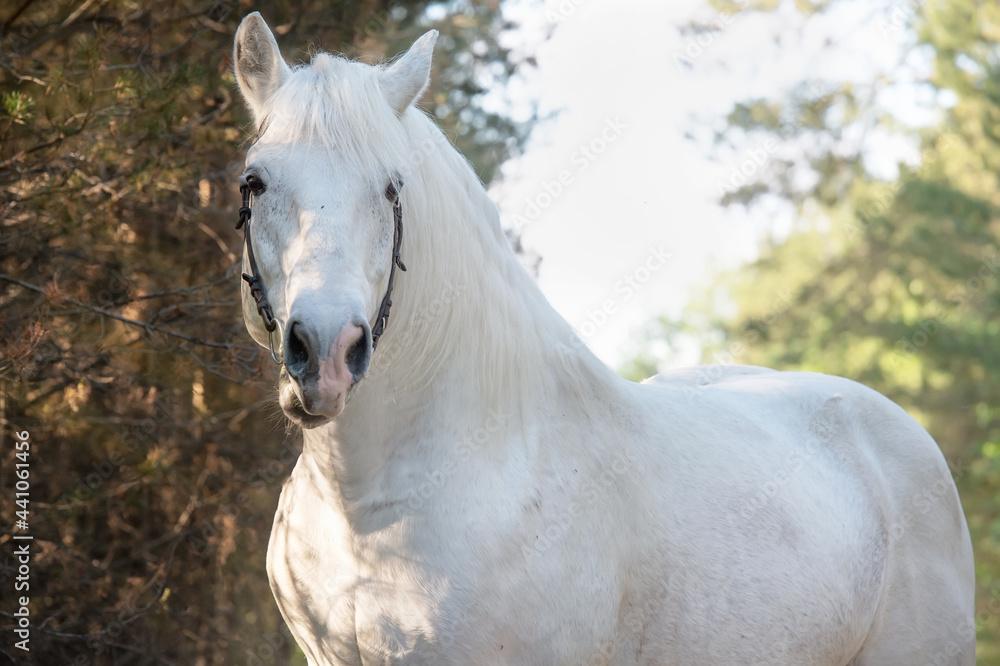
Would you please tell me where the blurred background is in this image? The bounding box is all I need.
[1,0,998,663]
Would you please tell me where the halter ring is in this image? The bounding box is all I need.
[268,319,285,365]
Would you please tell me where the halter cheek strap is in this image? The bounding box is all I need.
[371,180,407,351]
[235,176,406,363]
[237,180,283,363]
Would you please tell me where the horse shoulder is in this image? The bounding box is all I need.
[267,457,362,666]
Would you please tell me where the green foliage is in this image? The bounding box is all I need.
[1,91,34,124]
[0,1,528,662]
[630,0,1000,657]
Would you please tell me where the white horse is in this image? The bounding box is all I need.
[231,13,975,665]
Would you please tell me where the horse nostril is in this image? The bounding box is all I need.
[344,328,371,381]
[285,320,314,381]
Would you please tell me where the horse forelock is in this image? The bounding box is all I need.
[253,52,412,184]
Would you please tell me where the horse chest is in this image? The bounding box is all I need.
[266,464,485,665]
[268,511,505,664]
[265,472,362,664]
[267,459,624,665]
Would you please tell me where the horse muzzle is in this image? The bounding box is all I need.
[278,317,371,425]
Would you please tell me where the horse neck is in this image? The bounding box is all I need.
[300,114,625,514]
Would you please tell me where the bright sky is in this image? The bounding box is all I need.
[488,0,923,370]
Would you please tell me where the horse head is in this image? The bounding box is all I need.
[233,13,437,426]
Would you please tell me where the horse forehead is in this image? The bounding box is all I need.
[249,131,379,183]
[246,138,326,169]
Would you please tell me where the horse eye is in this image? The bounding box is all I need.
[245,173,266,196]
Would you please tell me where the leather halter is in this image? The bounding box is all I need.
[236,176,407,364]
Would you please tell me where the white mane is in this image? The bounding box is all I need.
[256,53,408,184]
[262,49,620,425]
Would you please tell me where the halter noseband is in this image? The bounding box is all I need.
[235,176,407,364]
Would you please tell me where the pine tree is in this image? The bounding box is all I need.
[0,2,529,662]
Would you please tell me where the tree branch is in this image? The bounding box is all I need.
[0,272,253,352]
[0,0,37,36]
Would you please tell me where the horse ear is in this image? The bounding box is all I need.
[234,12,291,122]
[381,30,438,116]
